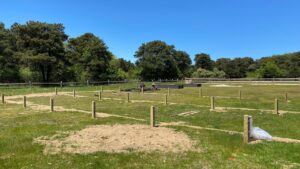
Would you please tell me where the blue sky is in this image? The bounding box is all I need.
[1,0,300,62]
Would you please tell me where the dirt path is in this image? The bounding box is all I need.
[5,93,145,121]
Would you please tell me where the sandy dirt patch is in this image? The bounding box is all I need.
[34,124,196,154]
[210,84,242,87]
[251,83,299,86]
[178,111,199,116]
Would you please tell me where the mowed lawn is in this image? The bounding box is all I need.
[1,83,300,169]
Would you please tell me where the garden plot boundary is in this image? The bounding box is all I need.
[2,90,300,144]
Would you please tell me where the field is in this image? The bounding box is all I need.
[1,82,300,169]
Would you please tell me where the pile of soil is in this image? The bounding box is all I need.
[34,124,196,154]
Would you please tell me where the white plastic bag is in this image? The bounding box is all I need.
[250,127,272,140]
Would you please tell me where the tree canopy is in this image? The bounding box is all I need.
[0,20,300,82]
[135,40,180,80]
[66,33,113,81]
[11,21,68,82]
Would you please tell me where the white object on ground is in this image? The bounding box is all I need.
[248,116,272,141]
[250,127,272,140]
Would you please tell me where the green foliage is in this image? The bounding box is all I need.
[11,21,68,82]
[192,68,226,78]
[135,40,180,80]
[0,23,19,82]
[256,62,287,78]
[2,20,300,82]
[19,67,41,81]
[194,53,214,70]
[66,33,113,81]
[215,57,255,78]
[258,52,300,78]
[174,51,192,78]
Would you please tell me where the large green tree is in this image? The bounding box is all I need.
[174,50,192,78]
[11,21,68,82]
[66,33,113,81]
[194,53,214,70]
[135,40,180,80]
[0,23,19,82]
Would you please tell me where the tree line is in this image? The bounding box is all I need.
[0,21,300,82]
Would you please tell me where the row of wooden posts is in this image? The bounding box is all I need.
[0,88,291,115]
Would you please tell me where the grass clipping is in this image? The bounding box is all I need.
[34,124,196,154]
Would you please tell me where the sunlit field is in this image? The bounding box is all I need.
[1,82,300,169]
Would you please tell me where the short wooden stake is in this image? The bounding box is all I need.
[199,88,202,97]
[126,92,130,103]
[210,96,215,110]
[55,87,57,95]
[101,86,103,92]
[92,101,96,118]
[274,98,279,114]
[239,90,242,100]
[1,94,4,104]
[50,98,54,112]
[98,91,102,100]
[150,106,156,127]
[23,96,27,108]
[141,87,144,94]
[73,89,76,98]
[164,94,168,105]
[285,92,288,102]
[244,115,251,144]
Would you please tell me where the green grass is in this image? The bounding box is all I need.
[1,83,300,168]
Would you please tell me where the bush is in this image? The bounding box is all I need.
[192,68,226,78]
[256,62,287,78]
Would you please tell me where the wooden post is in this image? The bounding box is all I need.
[285,92,288,102]
[23,96,26,108]
[274,98,279,114]
[239,90,242,100]
[50,98,54,112]
[141,87,144,94]
[244,115,250,144]
[126,92,130,103]
[1,94,4,104]
[55,87,57,95]
[101,86,103,92]
[60,81,63,88]
[98,91,102,100]
[92,101,96,118]
[168,88,170,96]
[150,106,156,127]
[73,89,76,98]
[199,87,202,97]
[164,94,168,105]
[210,96,215,110]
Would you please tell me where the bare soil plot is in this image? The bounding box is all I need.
[34,124,197,154]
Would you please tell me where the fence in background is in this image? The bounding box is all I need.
[1,78,300,88]
[0,79,184,88]
[184,78,300,84]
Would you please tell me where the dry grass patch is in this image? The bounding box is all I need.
[34,124,197,154]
